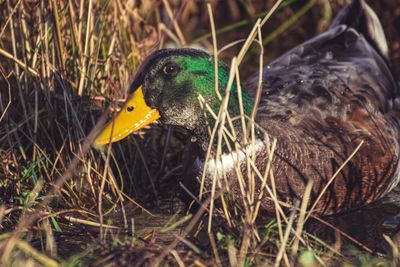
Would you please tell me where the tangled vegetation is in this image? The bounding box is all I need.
[0,0,399,266]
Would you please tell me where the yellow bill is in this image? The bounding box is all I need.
[94,86,160,147]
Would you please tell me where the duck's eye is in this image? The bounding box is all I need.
[127,106,134,112]
[163,63,179,77]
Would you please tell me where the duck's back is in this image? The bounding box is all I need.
[244,0,400,214]
[247,0,399,117]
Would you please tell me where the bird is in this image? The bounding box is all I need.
[93,0,400,216]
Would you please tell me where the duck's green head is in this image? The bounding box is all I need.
[94,48,253,147]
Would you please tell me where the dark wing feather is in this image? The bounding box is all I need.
[330,0,389,61]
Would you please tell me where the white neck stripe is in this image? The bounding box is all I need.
[205,139,265,175]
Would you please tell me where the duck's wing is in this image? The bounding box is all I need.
[242,0,400,215]
[246,24,398,114]
[246,0,398,111]
[329,0,389,61]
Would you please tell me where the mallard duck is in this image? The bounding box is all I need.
[94,0,400,216]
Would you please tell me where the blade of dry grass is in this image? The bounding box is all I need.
[207,3,222,101]
[52,0,66,71]
[0,48,39,76]
[77,0,93,95]
[291,179,314,255]
[15,239,59,267]
[162,0,186,45]
[273,204,297,267]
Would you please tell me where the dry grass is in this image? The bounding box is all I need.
[0,0,399,266]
